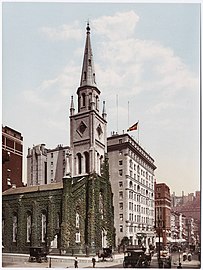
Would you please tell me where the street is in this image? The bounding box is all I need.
[2,252,200,269]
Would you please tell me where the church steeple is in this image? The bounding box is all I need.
[70,23,107,177]
[80,22,97,87]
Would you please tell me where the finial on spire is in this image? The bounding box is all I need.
[86,20,90,33]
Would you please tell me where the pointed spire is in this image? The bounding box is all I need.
[70,95,75,116]
[80,22,97,87]
[102,100,107,120]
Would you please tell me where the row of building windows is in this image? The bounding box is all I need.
[128,203,153,215]
[128,214,152,224]
[119,190,154,207]
[119,222,154,233]
[119,158,153,183]
[8,212,80,244]
[126,149,154,174]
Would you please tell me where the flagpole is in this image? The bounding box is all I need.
[128,101,129,128]
[138,121,139,143]
[116,94,118,133]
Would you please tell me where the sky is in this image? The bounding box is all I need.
[2,1,200,195]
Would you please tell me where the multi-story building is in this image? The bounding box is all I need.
[107,133,156,249]
[27,144,48,186]
[155,183,171,247]
[172,191,200,240]
[27,144,70,186]
[2,126,24,191]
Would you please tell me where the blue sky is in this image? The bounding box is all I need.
[2,2,200,195]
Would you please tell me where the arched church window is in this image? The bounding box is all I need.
[84,71,87,80]
[41,211,47,243]
[93,73,96,83]
[26,212,32,243]
[99,191,104,219]
[77,153,82,174]
[82,93,86,107]
[12,213,17,243]
[100,155,103,171]
[56,213,60,230]
[76,212,80,228]
[89,93,92,109]
[96,96,99,110]
[84,152,89,173]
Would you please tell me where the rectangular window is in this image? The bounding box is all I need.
[119,139,122,144]
[120,214,123,221]
[120,225,123,232]
[119,191,123,200]
[119,203,123,210]
[119,181,123,187]
[119,170,123,176]
[51,153,53,158]
[76,232,80,243]
[7,178,11,186]
[119,160,123,165]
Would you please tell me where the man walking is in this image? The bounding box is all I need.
[74,257,78,268]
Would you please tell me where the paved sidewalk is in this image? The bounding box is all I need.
[2,252,124,268]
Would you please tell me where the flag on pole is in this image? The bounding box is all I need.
[127,121,139,132]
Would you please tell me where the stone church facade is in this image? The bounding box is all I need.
[2,23,115,255]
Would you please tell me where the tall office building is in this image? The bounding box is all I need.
[107,133,156,249]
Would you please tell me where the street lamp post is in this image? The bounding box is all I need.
[155,219,165,268]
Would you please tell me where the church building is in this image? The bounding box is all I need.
[2,23,115,255]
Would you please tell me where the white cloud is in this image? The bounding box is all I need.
[40,22,83,41]
[93,11,139,40]
[28,11,199,136]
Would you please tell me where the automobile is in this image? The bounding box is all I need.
[123,246,151,268]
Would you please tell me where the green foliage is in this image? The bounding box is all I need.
[2,159,115,254]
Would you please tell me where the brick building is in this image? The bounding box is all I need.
[2,126,24,191]
[155,182,171,247]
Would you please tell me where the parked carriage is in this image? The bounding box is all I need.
[28,247,48,263]
[98,247,113,261]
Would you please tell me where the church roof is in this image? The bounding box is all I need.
[3,182,63,195]
[80,23,97,88]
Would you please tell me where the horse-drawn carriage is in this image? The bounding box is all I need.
[98,247,113,261]
[28,247,48,263]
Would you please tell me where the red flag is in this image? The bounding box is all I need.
[127,122,138,132]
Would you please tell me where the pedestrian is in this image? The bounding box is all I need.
[74,257,78,268]
[92,257,96,268]
[177,262,182,268]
